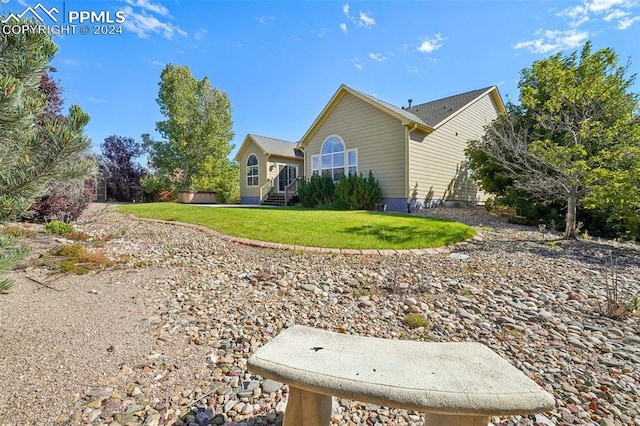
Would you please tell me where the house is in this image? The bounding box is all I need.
[235,134,304,205]
[235,84,505,211]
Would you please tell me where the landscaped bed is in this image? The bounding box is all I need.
[117,203,476,250]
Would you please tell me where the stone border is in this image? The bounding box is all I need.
[128,215,484,256]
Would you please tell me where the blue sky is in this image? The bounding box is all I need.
[2,0,639,162]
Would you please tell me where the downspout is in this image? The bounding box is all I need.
[406,123,418,212]
[265,153,270,184]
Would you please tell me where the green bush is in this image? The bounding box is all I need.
[333,171,382,210]
[298,174,335,208]
[484,190,628,238]
[44,220,75,236]
[403,313,430,329]
[298,172,382,210]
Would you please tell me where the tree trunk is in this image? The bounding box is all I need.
[564,185,578,239]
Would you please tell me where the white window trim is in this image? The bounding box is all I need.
[320,135,347,181]
[347,148,358,175]
[246,153,259,187]
[311,155,320,175]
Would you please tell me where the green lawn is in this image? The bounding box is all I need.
[117,203,476,250]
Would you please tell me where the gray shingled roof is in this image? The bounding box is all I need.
[402,87,493,127]
[250,134,303,158]
[353,89,429,127]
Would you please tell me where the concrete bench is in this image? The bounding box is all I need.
[248,325,555,426]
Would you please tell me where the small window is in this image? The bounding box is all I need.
[311,155,319,175]
[347,149,357,175]
[247,154,258,186]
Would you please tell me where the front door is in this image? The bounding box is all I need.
[277,165,297,192]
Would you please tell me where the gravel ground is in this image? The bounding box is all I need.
[0,203,639,426]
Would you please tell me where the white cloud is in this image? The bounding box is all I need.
[618,15,640,28]
[317,28,328,37]
[368,52,386,62]
[122,6,187,39]
[86,97,107,104]
[194,28,207,41]
[142,57,164,66]
[604,9,628,20]
[124,0,169,16]
[341,4,375,31]
[358,11,375,28]
[513,29,589,54]
[558,0,638,29]
[417,33,446,53]
[587,0,627,13]
[343,3,351,18]
[58,58,79,66]
[255,16,275,25]
[352,59,363,70]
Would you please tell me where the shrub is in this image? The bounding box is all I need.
[65,230,90,241]
[484,190,630,239]
[44,220,75,236]
[50,243,113,274]
[407,182,420,213]
[28,181,94,223]
[334,171,382,210]
[0,226,35,238]
[298,174,335,208]
[403,313,430,329]
[0,236,31,293]
[598,253,639,319]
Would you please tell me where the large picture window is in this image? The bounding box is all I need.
[318,136,358,180]
[246,154,258,186]
[321,136,346,181]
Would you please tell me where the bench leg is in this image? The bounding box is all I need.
[424,413,489,426]
[282,386,332,426]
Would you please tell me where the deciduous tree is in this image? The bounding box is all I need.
[100,135,145,202]
[142,64,237,201]
[467,42,639,239]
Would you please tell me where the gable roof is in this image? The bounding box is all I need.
[403,86,496,128]
[353,89,429,127]
[298,84,504,149]
[235,134,302,162]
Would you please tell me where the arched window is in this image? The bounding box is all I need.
[321,136,345,181]
[312,136,357,180]
[247,154,258,186]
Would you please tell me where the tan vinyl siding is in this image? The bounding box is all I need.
[266,155,304,182]
[408,93,500,203]
[238,139,266,199]
[304,93,407,198]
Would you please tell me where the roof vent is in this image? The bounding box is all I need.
[408,99,413,109]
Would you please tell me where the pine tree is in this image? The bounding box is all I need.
[0,19,95,291]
